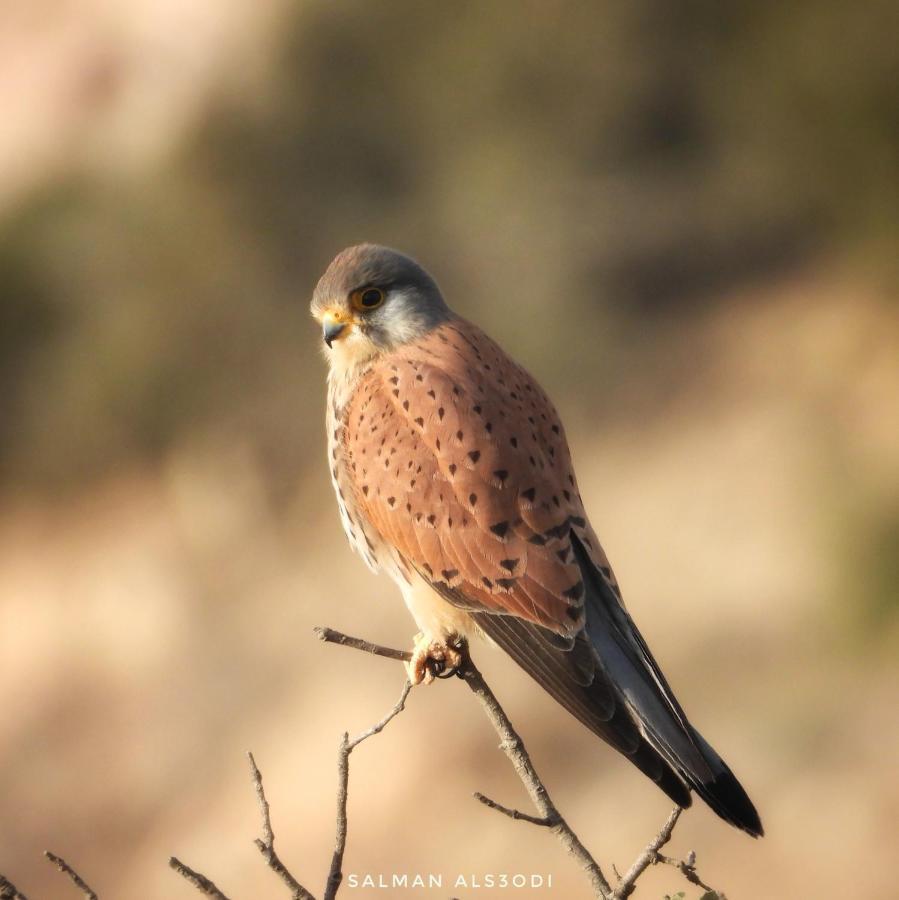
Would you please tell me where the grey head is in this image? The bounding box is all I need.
[310,244,451,369]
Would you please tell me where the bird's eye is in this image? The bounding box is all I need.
[352,287,385,311]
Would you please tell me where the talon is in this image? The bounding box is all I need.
[405,633,466,686]
[405,632,435,685]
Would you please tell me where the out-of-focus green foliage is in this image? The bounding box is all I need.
[843,502,899,639]
[1,0,896,493]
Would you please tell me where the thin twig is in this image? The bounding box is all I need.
[325,731,351,900]
[654,849,716,894]
[316,626,613,899]
[168,857,231,899]
[473,792,553,826]
[0,874,29,900]
[458,652,614,899]
[314,626,411,663]
[611,807,681,898]
[4,624,708,900]
[248,752,316,900]
[347,680,412,750]
[316,625,712,900]
[43,852,98,900]
[323,679,411,900]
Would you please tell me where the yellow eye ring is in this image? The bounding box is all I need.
[351,287,385,311]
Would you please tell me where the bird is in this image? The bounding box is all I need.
[310,243,763,837]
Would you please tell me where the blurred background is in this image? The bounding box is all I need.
[1,1,897,897]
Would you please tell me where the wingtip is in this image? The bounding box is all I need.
[697,769,764,837]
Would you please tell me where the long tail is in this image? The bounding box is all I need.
[685,728,764,835]
[471,599,763,835]
[573,535,763,836]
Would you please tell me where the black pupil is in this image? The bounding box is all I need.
[361,289,382,307]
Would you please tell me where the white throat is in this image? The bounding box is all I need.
[325,337,379,412]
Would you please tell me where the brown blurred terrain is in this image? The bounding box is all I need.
[1,2,897,898]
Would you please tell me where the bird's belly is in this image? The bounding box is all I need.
[399,571,474,642]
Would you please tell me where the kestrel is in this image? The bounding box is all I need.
[311,244,762,836]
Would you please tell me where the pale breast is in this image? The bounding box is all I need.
[327,383,377,572]
[326,374,413,586]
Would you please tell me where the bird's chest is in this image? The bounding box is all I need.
[326,381,407,582]
[326,397,378,572]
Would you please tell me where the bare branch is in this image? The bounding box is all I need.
[314,626,411,663]
[347,679,412,751]
[247,752,316,900]
[315,627,613,899]
[324,679,411,900]
[168,857,232,899]
[324,731,350,900]
[313,626,721,900]
[473,792,553,826]
[458,652,614,899]
[174,625,712,899]
[4,623,716,900]
[654,849,717,894]
[611,807,681,899]
[0,874,29,900]
[43,851,98,900]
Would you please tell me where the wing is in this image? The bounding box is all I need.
[342,317,614,644]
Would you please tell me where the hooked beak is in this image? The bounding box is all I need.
[321,310,353,348]
[323,319,346,347]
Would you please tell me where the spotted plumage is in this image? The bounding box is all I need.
[340,317,605,636]
[311,243,762,837]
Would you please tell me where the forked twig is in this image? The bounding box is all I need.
[654,848,717,894]
[248,752,316,900]
[611,807,681,898]
[319,627,613,897]
[456,652,614,898]
[6,625,717,900]
[317,625,714,900]
[169,676,410,900]
[324,679,412,900]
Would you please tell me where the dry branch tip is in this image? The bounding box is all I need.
[473,792,554,827]
[0,874,29,900]
[169,856,231,899]
[247,752,315,900]
[44,851,98,900]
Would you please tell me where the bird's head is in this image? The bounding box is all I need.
[311,244,451,373]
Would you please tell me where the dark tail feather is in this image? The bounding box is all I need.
[687,730,764,837]
[570,533,764,836]
[470,610,694,810]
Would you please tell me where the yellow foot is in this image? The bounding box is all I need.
[405,632,465,685]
